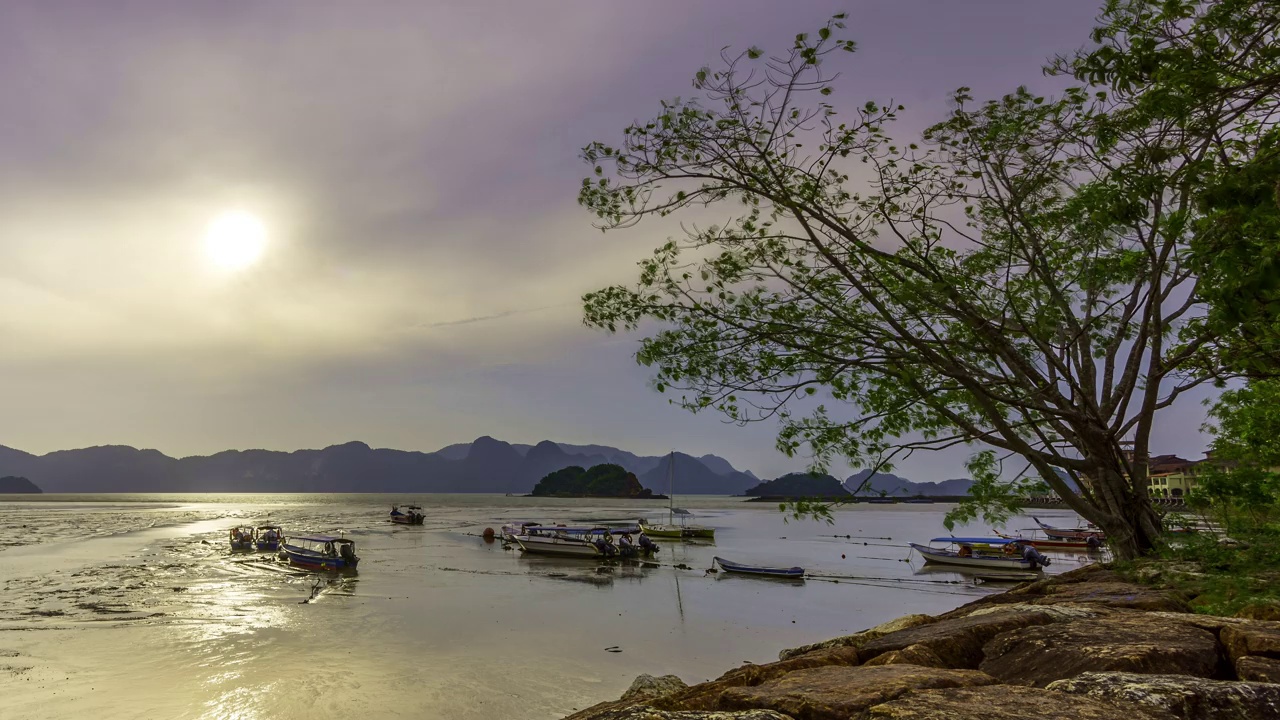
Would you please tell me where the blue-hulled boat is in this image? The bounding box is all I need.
[714,556,805,578]
[909,537,1037,570]
[254,525,283,551]
[390,505,425,525]
[229,526,255,550]
[282,535,360,571]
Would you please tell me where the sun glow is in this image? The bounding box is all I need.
[204,210,267,270]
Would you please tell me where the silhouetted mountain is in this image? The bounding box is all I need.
[0,476,41,493]
[0,438,756,494]
[845,470,975,496]
[638,452,757,495]
[530,464,653,498]
[745,473,850,498]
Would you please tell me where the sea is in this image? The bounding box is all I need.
[0,494,1093,719]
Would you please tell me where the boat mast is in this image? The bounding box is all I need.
[667,450,674,525]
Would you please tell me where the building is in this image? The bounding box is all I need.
[1147,454,1202,499]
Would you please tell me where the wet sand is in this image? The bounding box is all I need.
[0,495,1093,719]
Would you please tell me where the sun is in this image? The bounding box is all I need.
[204,210,267,270]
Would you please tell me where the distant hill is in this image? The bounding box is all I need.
[0,475,41,493]
[745,472,850,498]
[530,464,655,498]
[845,467,1078,497]
[0,438,756,494]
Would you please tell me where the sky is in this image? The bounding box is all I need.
[0,1,1220,480]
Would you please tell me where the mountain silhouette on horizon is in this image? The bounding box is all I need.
[0,438,757,494]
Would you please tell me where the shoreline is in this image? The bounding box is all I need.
[564,563,1280,719]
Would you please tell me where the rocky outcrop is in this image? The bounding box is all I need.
[715,664,997,719]
[778,614,934,660]
[861,643,947,668]
[1235,604,1280,622]
[1047,671,1280,719]
[622,675,690,702]
[1221,622,1280,664]
[649,647,863,712]
[862,684,1177,719]
[575,710,793,720]
[1235,656,1280,683]
[979,614,1220,687]
[855,609,1057,668]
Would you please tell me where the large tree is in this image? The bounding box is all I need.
[578,0,1280,558]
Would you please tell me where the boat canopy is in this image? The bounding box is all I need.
[290,534,354,544]
[526,526,625,534]
[671,508,693,516]
[256,525,281,530]
[931,537,1016,545]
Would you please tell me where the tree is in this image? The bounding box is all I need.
[1194,379,1280,531]
[578,2,1280,558]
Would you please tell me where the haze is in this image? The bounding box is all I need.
[0,1,1215,479]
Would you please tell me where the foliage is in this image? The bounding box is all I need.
[1190,379,1280,531]
[530,464,652,498]
[578,2,1280,558]
[1117,527,1280,616]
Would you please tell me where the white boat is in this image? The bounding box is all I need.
[909,538,1037,570]
[514,527,612,558]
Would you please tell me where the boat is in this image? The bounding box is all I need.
[642,453,716,540]
[993,529,1099,551]
[514,527,614,558]
[390,505,425,525]
[229,526,255,550]
[254,525,283,551]
[972,571,1042,583]
[281,535,360,571]
[714,556,805,579]
[909,538,1037,570]
[1032,516,1104,542]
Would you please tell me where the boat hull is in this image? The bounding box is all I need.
[682,526,716,539]
[391,516,424,525]
[230,540,254,551]
[715,556,804,578]
[639,523,684,539]
[282,545,359,571]
[909,543,1035,570]
[255,540,280,551]
[514,535,603,557]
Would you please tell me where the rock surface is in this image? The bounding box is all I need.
[716,664,996,719]
[650,648,862,712]
[1235,604,1280,622]
[778,614,934,660]
[1221,623,1280,664]
[575,709,794,720]
[979,614,1219,687]
[1047,671,1280,719]
[1235,656,1280,683]
[856,609,1056,668]
[862,684,1176,720]
[861,643,946,668]
[1030,581,1191,612]
[622,675,690,702]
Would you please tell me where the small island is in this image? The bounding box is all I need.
[0,476,42,494]
[530,464,665,499]
[743,472,850,501]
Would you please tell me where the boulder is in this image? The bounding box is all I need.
[862,643,946,668]
[652,647,861,712]
[1236,656,1280,684]
[572,709,794,720]
[1221,623,1280,664]
[778,614,935,660]
[1047,671,1280,719]
[622,675,690,702]
[980,614,1220,687]
[965,602,1105,622]
[1031,582,1190,612]
[856,609,1057,668]
[862,684,1176,720]
[1235,604,1280,622]
[715,664,997,719]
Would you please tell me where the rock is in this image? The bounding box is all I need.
[572,709,793,720]
[856,609,1057,668]
[653,647,862,711]
[862,643,946,668]
[778,614,935,660]
[1235,604,1280,622]
[1236,656,1280,683]
[622,675,690,702]
[1032,582,1190,612]
[716,664,997,719]
[980,614,1220,687]
[1221,623,1280,664]
[966,602,1105,622]
[863,684,1176,720]
[1047,670,1280,719]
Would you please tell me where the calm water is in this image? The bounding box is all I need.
[0,494,1093,719]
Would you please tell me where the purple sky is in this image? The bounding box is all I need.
[0,1,1217,479]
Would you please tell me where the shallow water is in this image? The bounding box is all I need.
[0,495,1094,719]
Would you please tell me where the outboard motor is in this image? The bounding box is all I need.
[339,543,357,566]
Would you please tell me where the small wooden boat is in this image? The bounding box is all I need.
[972,571,1042,583]
[390,505,425,525]
[229,526,255,550]
[282,535,360,571]
[714,556,805,579]
[254,525,283,551]
[1033,517,1104,542]
[909,538,1037,570]
[993,529,1098,551]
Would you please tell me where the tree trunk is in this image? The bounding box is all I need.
[1082,465,1163,560]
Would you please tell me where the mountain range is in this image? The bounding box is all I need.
[0,438,760,494]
